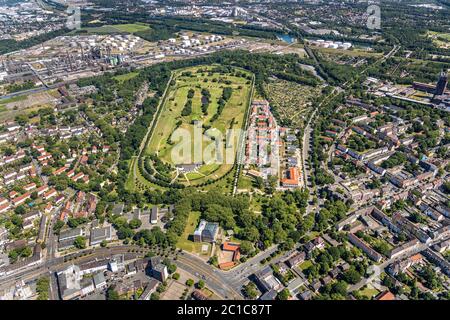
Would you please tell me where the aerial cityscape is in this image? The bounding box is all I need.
[0,0,449,304]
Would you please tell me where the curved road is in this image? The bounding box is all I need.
[0,244,244,300]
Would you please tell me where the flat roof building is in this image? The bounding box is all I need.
[193,220,219,243]
[57,265,82,300]
[90,225,112,246]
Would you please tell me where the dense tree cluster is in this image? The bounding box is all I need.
[381,152,407,169]
[201,88,211,115]
[210,87,232,122]
[0,28,69,55]
[181,97,193,117]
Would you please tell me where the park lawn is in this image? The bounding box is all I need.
[185,172,204,181]
[428,31,450,40]
[237,175,254,190]
[147,65,251,158]
[144,65,253,187]
[126,157,164,192]
[176,211,210,255]
[125,158,137,192]
[113,72,139,83]
[306,231,321,240]
[198,163,220,175]
[191,164,234,186]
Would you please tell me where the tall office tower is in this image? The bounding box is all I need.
[435,69,448,96]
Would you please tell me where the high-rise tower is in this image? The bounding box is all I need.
[435,69,448,96]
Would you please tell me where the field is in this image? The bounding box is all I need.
[113,72,139,83]
[125,157,161,193]
[358,285,380,299]
[142,65,253,187]
[112,24,150,33]
[80,23,150,35]
[316,47,383,58]
[0,91,59,122]
[427,31,450,49]
[299,260,313,271]
[0,95,27,106]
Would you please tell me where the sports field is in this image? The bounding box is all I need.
[143,65,254,186]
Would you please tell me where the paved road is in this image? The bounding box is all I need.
[221,245,279,292]
[174,253,241,299]
[301,44,400,214]
[175,244,280,299]
[0,240,280,300]
[0,245,146,291]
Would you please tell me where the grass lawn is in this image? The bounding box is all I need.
[125,158,138,192]
[198,163,220,175]
[79,25,121,34]
[176,212,211,255]
[185,172,205,181]
[306,231,320,240]
[113,72,139,83]
[126,157,164,193]
[0,104,52,122]
[143,65,253,187]
[113,23,150,33]
[237,175,254,190]
[299,260,313,271]
[359,286,380,299]
[317,47,383,58]
[200,167,236,193]
[249,195,263,214]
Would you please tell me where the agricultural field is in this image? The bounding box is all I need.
[141,65,254,187]
[265,78,320,128]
